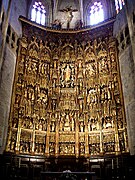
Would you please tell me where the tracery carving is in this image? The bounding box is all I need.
[6,22,128,157]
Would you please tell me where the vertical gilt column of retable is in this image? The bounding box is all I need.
[85,113,89,157]
[75,112,79,158]
[45,113,51,157]
[15,115,21,153]
[55,112,59,157]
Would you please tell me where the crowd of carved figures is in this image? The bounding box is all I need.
[6,28,128,157]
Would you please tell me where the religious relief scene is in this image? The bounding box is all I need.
[0,0,135,179]
[6,19,128,158]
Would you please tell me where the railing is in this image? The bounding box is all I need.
[40,171,96,180]
[19,16,115,33]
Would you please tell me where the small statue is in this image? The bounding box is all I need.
[39,122,43,131]
[51,121,55,132]
[64,114,71,131]
[75,19,83,29]
[11,141,15,150]
[80,121,84,132]
[80,143,85,154]
[52,19,62,29]
[65,64,71,82]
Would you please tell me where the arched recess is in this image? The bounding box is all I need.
[84,0,115,26]
[28,0,52,26]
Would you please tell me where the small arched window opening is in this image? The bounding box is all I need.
[89,1,104,25]
[31,1,46,26]
[12,33,15,42]
[115,0,125,14]
[7,25,11,36]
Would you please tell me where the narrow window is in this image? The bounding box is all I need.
[115,0,125,14]
[90,2,104,25]
[12,33,15,42]
[31,1,46,26]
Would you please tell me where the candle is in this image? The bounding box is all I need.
[19,158,21,168]
[112,159,114,169]
[116,157,119,168]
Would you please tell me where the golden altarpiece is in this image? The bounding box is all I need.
[6,17,129,162]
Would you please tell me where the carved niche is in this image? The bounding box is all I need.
[6,21,128,158]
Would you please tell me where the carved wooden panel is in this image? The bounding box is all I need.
[6,19,129,158]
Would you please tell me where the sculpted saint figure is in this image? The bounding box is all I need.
[65,64,71,82]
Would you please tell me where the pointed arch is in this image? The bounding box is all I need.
[29,0,51,26]
[84,0,115,26]
[115,0,125,14]
[89,1,104,25]
[31,1,46,25]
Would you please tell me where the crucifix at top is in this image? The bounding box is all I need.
[59,6,78,29]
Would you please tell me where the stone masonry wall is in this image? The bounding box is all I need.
[0,0,27,154]
[113,3,135,155]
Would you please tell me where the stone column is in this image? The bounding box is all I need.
[79,0,83,23]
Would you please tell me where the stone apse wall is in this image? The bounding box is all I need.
[113,0,135,155]
[5,17,129,158]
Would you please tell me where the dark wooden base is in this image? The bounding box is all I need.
[0,152,135,180]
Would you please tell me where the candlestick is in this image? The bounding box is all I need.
[112,159,114,169]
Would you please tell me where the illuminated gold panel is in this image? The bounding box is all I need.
[6,19,128,157]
